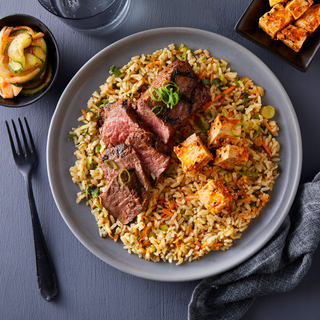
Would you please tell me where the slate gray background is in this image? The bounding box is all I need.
[1,1,320,319]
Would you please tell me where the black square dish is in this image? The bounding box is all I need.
[235,0,320,72]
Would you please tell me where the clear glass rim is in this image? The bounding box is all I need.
[38,0,121,21]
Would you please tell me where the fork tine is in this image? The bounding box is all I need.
[11,119,24,156]
[18,118,31,154]
[5,120,18,158]
[23,117,36,154]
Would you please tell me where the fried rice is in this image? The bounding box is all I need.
[69,44,281,265]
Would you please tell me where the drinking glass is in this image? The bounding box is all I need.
[38,0,131,33]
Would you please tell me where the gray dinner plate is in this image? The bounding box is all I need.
[47,27,302,282]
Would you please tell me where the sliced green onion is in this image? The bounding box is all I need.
[86,157,93,170]
[91,188,99,198]
[211,78,219,85]
[177,43,185,50]
[231,123,246,137]
[198,116,210,133]
[261,105,275,119]
[104,159,118,170]
[68,135,75,141]
[97,99,109,108]
[149,87,162,101]
[149,81,180,109]
[181,46,189,61]
[235,76,240,87]
[234,164,258,177]
[160,224,169,231]
[119,168,131,185]
[221,108,228,118]
[148,231,155,238]
[95,145,101,153]
[82,128,88,136]
[110,65,121,77]
[252,113,260,120]
[219,74,227,85]
[201,78,211,85]
[95,200,103,211]
[149,105,163,116]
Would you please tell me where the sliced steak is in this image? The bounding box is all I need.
[99,99,171,178]
[99,144,151,224]
[99,99,142,145]
[133,60,211,144]
[100,144,151,191]
[127,131,171,179]
[99,170,150,225]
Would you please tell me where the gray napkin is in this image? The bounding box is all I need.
[189,173,320,320]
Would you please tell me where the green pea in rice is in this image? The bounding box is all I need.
[69,44,280,265]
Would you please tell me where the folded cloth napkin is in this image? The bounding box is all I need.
[189,173,320,320]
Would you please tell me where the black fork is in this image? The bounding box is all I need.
[5,118,58,302]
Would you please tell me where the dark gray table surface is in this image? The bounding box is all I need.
[1,1,320,319]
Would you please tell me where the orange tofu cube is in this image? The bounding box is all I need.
[259,4,294,38]
[294,4,320,34]
[174,133,213,173]
[207,115,241,149]
[269,0,288,7]
[214,144,248,170]
[196,179,234,214]
[286,0,313,20]
[276,24,308,52]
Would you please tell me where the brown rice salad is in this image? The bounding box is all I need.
[69,44,280,265]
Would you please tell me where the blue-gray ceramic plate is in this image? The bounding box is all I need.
[47,27,302,281]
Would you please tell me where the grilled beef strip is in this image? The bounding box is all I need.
[99,171,150,225]
[100,144,151,191]
[99,99,171,179]
[133,60,211,144]
[99,144,151,224]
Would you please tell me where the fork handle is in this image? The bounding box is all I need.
[25,175,58,302]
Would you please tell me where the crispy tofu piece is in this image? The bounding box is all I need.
[207,115,241,149]
[214,144,248,171]
[286,0,313,20]
[174,133,213,173]
[294,4,320,34]
[270,0,288,7]
[196,179,234,214]
[276,24,308,52]
[259,4,294,38]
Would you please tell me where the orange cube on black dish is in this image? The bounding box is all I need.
[259,4,294,39]
[276,24,308,52]
[294,4,320,34]
[286,0,313,20]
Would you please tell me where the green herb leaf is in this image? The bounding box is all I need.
[243,92,249,105]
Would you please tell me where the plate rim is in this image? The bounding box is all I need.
[47,27,302,281]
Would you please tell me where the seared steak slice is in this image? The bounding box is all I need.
[99,99,142,145]
[99,99,171,178]
[100,144,151,191]
[99,170,150,225]
[127,131,171,179]
[133,60,211,144]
